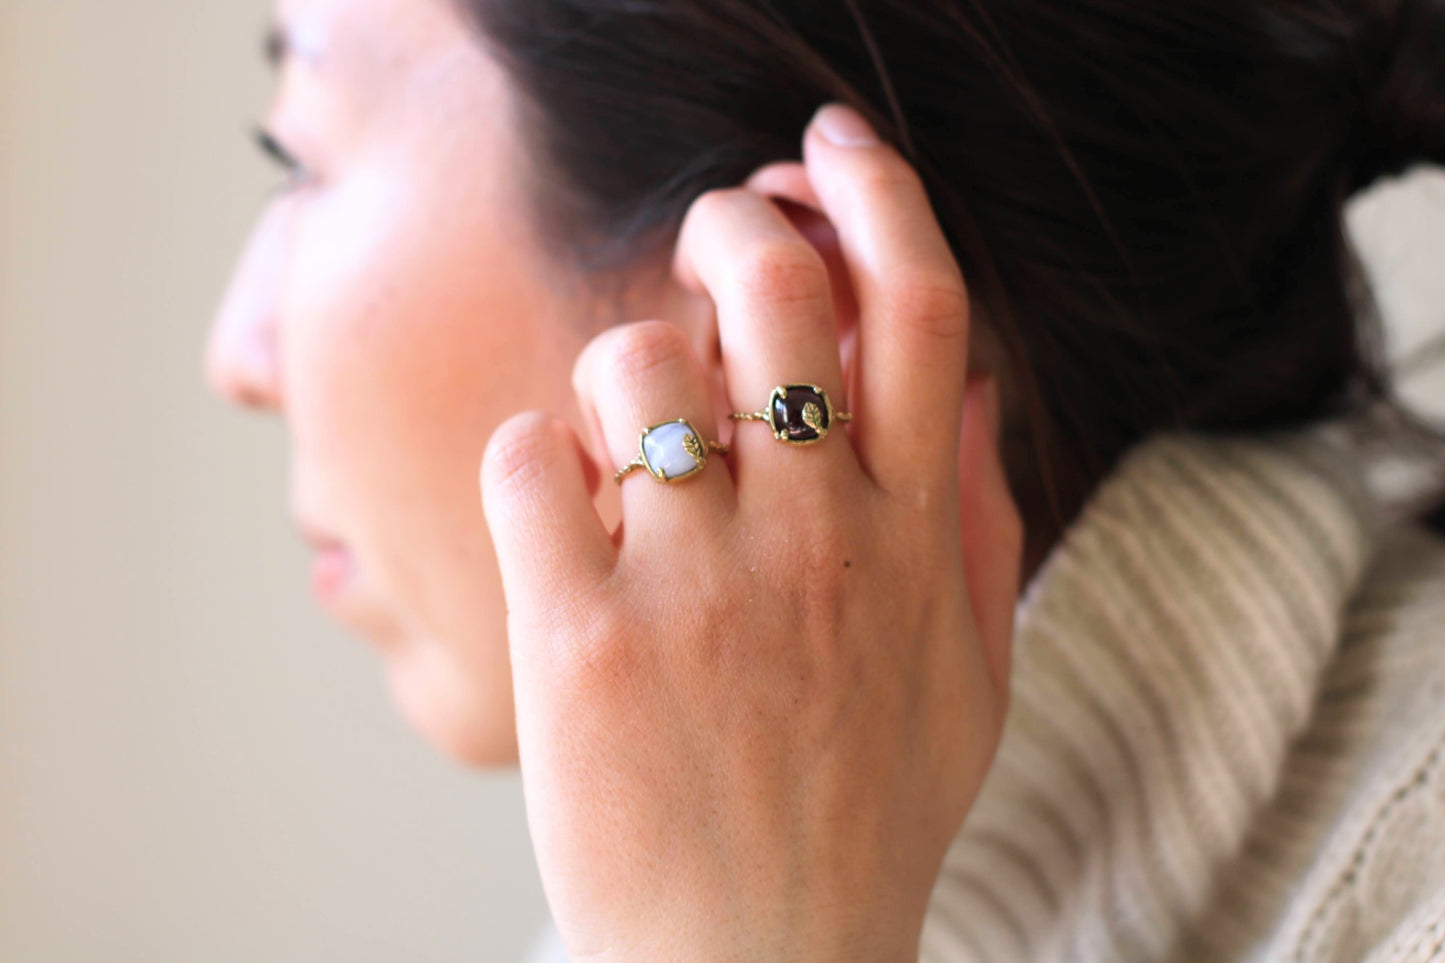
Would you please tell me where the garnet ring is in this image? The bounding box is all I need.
[614,419,730,485]
[728,384,852,445]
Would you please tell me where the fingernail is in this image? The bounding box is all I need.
[814,103,879,147]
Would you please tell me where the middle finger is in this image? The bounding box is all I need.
[671,188,859,487]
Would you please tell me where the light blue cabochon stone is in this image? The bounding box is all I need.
[642,421,701,480]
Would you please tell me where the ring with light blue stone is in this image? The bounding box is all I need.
[729,384,852,446]
[613,419,730,485]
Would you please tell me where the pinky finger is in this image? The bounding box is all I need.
[957,376,1023,724]
[480,412,617,621]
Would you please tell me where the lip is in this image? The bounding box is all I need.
[295,517,357,605]
[310,542,356,604]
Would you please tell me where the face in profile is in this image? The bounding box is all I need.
[207,0,694,764]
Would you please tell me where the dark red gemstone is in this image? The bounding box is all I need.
[770,385,830,442]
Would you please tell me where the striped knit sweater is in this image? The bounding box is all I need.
[922,424,1445,962]
[527,422,1445,963]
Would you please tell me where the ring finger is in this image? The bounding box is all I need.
[572,320,735,544]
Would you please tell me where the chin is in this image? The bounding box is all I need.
[385,645,520,767]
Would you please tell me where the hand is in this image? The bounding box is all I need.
[480,103,1024,963]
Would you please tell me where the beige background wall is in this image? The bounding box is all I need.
[0,2,1440,962]
[0,3,548,961]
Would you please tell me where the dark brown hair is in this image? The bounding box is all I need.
[462,0,1445,539]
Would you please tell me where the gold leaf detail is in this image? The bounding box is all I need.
[682,431,705,461]
[802,402,825,432]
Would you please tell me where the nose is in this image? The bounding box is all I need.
[206,202,290,411]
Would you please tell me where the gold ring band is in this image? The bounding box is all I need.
[729,384,851,445]
[614,419,729,484]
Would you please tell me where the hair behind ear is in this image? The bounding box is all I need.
[1348,0,1445,193]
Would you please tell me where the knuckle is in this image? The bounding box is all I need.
[552,600,645,697]
[482,412,560,496]
[679,186,742,252]
[687,186,736,225]
[600,320,692,385]
[767,508,859,642]
[731,237,830,310]
[881,266,970,342]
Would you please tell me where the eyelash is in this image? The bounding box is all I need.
[253,124,311,190]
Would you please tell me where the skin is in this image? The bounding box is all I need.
[210,0,635,763]
[210,0,1028,952]
[486,100,1026,957]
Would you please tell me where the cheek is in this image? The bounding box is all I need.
[286,170,527,460]
[386,636,520,764]
[279,166,582,629]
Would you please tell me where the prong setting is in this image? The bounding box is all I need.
[638,418,710,483]
[767,384,834,445]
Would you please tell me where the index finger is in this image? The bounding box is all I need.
[800,103,972,495]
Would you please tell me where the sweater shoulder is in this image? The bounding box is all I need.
[1324,520,1445,768]
[1166,520,1445,963]
[1345,519,1445,651]
[1264,521,1445,962]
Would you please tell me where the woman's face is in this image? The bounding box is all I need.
[207,0,693,764]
